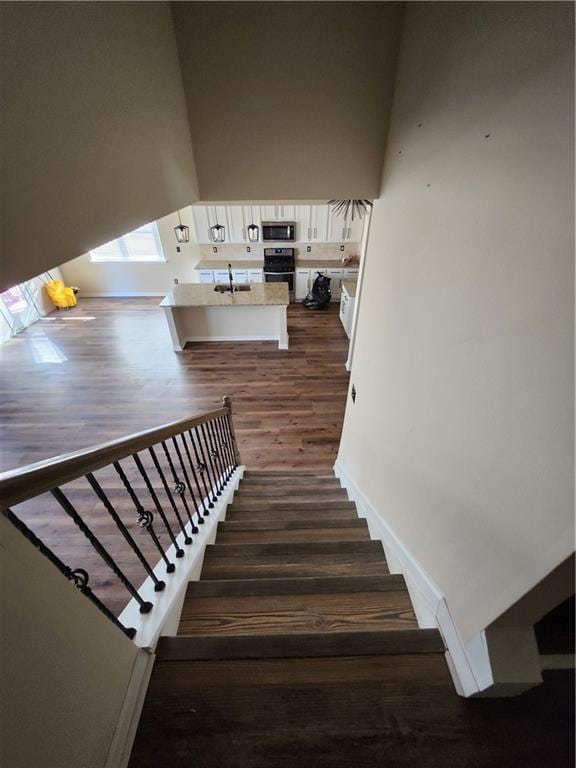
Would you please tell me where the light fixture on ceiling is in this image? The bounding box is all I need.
[328,199,373,220]
[247,223,259,242]
[210,223,226,243]
[174,210,189,243]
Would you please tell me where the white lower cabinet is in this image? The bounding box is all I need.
[197,270,214,284]
[295,268,311,301]
[339,289,355,338]
[232,270,248,283]
[214,269,230,284]
[248,269,263,283]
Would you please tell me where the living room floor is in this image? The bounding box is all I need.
[0,298,350,472]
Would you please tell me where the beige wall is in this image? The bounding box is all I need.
[0,513,145,768]
[0,2,198,293]
[338,1,574,642]
[60,209,202,296]
[172,1,404,201]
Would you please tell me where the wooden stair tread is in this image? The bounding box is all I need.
[203,541,383,558]
[201,560,389,580]
[225,507,358,521]
[178,589,417,637]
[216,528,369,543]
[228,500,356,511]
[157,628,444,661]
[186,574,407,598]
[219,518,367,531]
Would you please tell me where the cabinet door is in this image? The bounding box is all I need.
[232,270,248,283]
[214,269,230,283]
[311,205,330,242]
[295,269,311,301]
[227,206,248,243]
[278,204,295,221]
[346,215,365,243]
[197,270,214,284]
[343,268,359,279]
[297,206,314,242]
[260,205,277,221]
[327,210,348,243]
[192,207,213,244]
[326,268,344,299]
[248,269,263,283]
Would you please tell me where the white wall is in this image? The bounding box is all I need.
[172,1,404,200]
[0,513,146,768]
[60,209,202,296]
[338,1,574,643]
[0,2,198,292]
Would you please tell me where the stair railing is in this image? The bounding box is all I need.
[0,396,241,639]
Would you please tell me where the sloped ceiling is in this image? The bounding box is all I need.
[1,1,404,290]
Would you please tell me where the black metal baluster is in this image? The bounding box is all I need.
[113,461,175,573]
[51,487,153,613]
[132,453,184,558]
[5,507,136,638]
[185,429,214,511]
[223,412,239,469]
[179,432,210,519]
[207,419,227,490]
[216,415,234,481]
[148,446,192,546]
[170,436,203,529]
[200,422,222,496]
[85,472,165,592]
[192,425,219,501]
[161,440,198,534]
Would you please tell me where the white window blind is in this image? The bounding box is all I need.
[90,222,165,262]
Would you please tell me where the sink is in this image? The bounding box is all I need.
[213,284,251,293]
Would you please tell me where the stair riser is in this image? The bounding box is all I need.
[225,509,358,521]
[201,561,390,580]
[216,529,370,543]
[185,574,408,598]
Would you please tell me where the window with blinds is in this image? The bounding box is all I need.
[90,222,165,262]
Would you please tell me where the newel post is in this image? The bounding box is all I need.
[222,396,241,466]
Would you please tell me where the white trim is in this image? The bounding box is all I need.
[334,458,494,697]
[118,467,244,650]
[79,291,166,297]
[183,335,281,343]
[105,650,155,768]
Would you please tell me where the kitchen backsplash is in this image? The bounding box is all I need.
[199,242,361,262]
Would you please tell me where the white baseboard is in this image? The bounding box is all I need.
[80,291,166,298]
[184,335,280,343]
[105,649,155,768]
[334,458,494,697]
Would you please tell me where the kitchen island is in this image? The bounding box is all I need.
[160,282,289,351]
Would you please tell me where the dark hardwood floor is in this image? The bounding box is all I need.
[0,298,350,472]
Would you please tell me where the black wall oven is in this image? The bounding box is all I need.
[263,248,295,301]
[262,222,296,242]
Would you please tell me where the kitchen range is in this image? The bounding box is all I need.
[263,248,295,301]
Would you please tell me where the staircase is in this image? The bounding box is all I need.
[129,470,449,768]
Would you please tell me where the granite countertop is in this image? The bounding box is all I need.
[160,282,289,308]
[196,259,360,270]
[341,280,358,298]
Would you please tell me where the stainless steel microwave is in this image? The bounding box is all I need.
[262,222,296,242]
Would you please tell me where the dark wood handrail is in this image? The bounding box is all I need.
[0,405,230,509]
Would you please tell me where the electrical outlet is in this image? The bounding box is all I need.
[340,245,345,252]
[246,246,251,253]
[213,247,218,254]
[176,246,181,253]
[306,245,311,253]
[351,385,356,403]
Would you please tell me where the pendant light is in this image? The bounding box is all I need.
[210,223,226,243]
[174,210,189,243]
[247,223,259,242]
[328,199,373,220]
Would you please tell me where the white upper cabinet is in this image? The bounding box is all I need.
[190,203,364,244]
[227,206,248,243]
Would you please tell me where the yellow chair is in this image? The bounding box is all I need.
[45,279,78,309]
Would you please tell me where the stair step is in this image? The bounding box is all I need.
[219,519,366,531]
[178,585,416,637]
[228,500,356,512]
[186,574,407,598]
[240,477,341,487]
[242,470,335,478]
[201,540,387,580]
[233,489,348,500]
[225,507,358,521]
[157,628,444,661]
[216,524,369,543]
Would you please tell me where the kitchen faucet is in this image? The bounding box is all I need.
[228,263,234,293]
